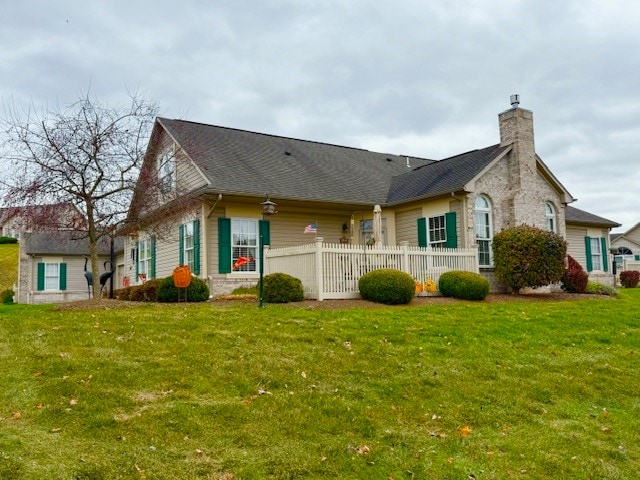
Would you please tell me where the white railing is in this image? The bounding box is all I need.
[265,237,478,300]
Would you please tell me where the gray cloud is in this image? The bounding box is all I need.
[1,0,638,231]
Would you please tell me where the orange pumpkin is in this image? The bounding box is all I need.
[415,281,424,294]
[173,265,192,288]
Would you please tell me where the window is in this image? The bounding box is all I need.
[545,203,556,232]
[45,263,59,290]
[428,215,446,247]
[183,222,195,270]
[232,219,258,272]
[360,218,386,245]
[475,195,493,267]
[37,260,66,291]
[590,237,603,271]
[158,150,175,193]
[137,237,154,281]
[584,236,609,272]
[180,220,201,274]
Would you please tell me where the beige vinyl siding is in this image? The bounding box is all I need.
[395,208,422,245]
[154,228,181,279]
[566,226,588,268]
[33,255,110,294]
[269,212,349,247]
[176,151,208,192]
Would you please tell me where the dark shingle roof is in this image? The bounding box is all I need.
[23,232,123,256]
[159,118,434,205]
[386,144,510,203]
[565,206,620,227]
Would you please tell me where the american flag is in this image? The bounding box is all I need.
[303,223,317,234]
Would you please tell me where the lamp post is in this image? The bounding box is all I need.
[259,197,277,307]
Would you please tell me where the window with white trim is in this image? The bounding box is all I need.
[475,195,493,267]
[232,219,258,272]
[545,203,556,233]
[138,238,152,279]
[44,263,60,290]
[183,222,195,271]
[428,215,446,247]
[158,150,176,194]
[590,237,603,271]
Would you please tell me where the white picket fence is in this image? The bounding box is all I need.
[264,237,479,300]
[623,260,640,272]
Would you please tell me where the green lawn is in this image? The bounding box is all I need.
[0,243,19,292]
[1,291,639,479]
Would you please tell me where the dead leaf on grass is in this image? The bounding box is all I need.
[11,411,22,420]
[458,425,472,436]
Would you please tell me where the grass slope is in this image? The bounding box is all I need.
[0,291,639,479]
[0,243,19,292]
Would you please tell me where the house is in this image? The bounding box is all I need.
[17,231,122,304]
[0,203,86,240]
[120,96,618,297]
[611,223,640,272]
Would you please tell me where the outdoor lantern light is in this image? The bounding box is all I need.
[259,197,277,308]
[261,197,277,216]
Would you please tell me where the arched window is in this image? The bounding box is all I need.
[474,195,493,267]
[545,203,557,233]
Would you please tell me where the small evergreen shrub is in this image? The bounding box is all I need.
[619,270,640,288]
[493,225,567,293]
[0,236,18,244]
[157,275,210,302]
[1,289,15,304]
[358,269,415,305]
[561,255,589,293]
[585,281,619,297]
[263,273,304,303]
[129,285,146,302]
[438,270,490,301]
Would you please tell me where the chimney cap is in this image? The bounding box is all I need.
[510,94,520,108]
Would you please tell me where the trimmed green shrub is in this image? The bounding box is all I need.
[619,270,640,288]
[585,281,619,297]
[157,275,210,303]
[438,270,490,301]
[0,236,18,244]
[561,255,589,293]
[358,269,415,305]
[1,289,15,304]
[262,273,304,303]
[493,225,567,293]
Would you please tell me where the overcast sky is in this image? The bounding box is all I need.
[1,0,638,232]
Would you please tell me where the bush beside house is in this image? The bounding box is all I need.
[358,269,415,305]
[493,225,567,293]
[438,271,490,301]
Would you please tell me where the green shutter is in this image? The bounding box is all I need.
[584,236,593,272]
[193,220,201,275]
[150,236,157,279]
[601,237,608,272]
[417,218,427,247]
[635,255,640,261]
[37,262,45,291]
[445,212,458,248]
[179,224,185,266]
[259,219,270,246]
[218,217,232,274]
[59,263,67,291]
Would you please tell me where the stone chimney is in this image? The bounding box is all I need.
[498,95,536,189]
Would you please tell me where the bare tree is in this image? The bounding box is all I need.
[1,89,159,298]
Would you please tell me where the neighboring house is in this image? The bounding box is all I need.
[0,203,86,240]
[17,231,123,304]
[122,97,619,296]
[611,223,640,272]
[564,206,620,281]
